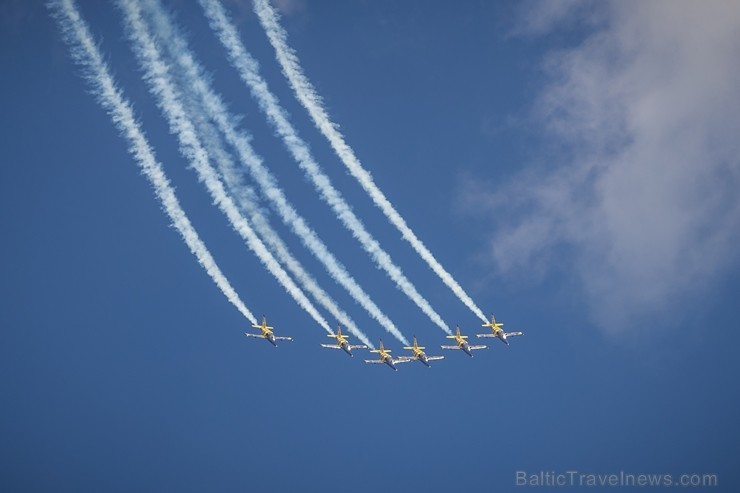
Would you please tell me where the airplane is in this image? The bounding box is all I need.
[399,336,445,367]
[476,314,523,346]
[320,325,368,357]
[441,326,487,357]
[364,340,412,371]
[244,316,293,347]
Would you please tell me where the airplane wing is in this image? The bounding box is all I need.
[392,357,415,364]
[349,345,368,350]
[244,333,264,338]
[363,359,385,364]
[504,332,524,337]
[475,333,496,338]
[320,344,341,349]
[440,345,461,350]
[274,336,293,341]
[426,356,445,361]
[468,345,488,350]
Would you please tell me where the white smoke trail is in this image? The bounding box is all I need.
[47,0,257,324]
[142,0,371,347]
[194,117,374,348]
[200,0,451,334]
[118,0,333,334]
[252,0,488,323]
[139,0,410,344]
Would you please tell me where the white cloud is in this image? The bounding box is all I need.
[466,0,740,334]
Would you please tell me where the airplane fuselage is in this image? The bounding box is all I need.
[418,354,431,367]
[460,342,474,357]
[384,357,398,371]
[484,327,510,345]
[340,341,354,356]
[266,333,277,346]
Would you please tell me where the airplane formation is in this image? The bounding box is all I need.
[244,313,523,370]
[51,0,521,374]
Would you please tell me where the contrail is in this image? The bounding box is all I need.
[193,115,374,348]
[118,0,334,334]
[140,0,410,344]
[200,0,451,335]
[47,0,257,324]
[253,0,488,323]
[140,0,372,348]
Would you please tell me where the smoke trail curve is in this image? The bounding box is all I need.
[119,0,333,333]
[253,0,488,322]
[141,0,373,346]
[48,0,257,324]
[200,0,451,334]
[191,114,374,348]
[141,0,410,344]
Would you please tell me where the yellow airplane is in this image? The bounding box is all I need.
[476,314,523,346]
[364,340,412,371]
[320,325,368,357]
[244,316,293,347]
[441,326,487,357]
[399,336,445,367]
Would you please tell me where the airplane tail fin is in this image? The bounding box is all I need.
[404,336,418,350]
[371,339,386,353]
[450,326,468,339]
[483,314,503,329]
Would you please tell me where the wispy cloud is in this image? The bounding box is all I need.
[462,0,740,334]
[508,0,596,38]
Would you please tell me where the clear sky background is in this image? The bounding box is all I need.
[2,1,739,491]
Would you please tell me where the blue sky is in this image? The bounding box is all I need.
[2,1,739,491]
